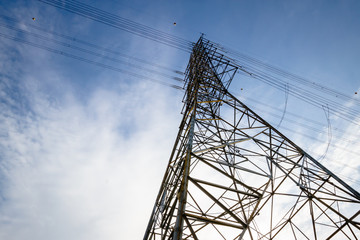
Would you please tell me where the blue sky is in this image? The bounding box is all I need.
[0,0,360,239]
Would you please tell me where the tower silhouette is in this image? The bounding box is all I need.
[144,37,360,239]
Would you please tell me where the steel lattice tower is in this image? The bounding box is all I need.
[143,37,360,239]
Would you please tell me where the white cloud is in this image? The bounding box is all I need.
[0,18,184,237]
[0,71,183,239]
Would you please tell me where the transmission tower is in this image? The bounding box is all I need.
[143,36,360,239]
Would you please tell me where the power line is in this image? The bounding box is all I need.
[238,95,355,136]
[38,1,360,126]
[276,83,288,128]
[0,32,183,90]
[200,39,360,125]
[0,23,184,83]
[236,65,360,125]
[318,104,332,161]
[240,103,360,156]
[2,30,359,167]
[3,20,358,132]
[213,40,360,104]
[5,2,359,159]
[38,0,193,51]
[0,14,185,75]
[248,104,354,144]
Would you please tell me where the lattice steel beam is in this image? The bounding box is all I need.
[143,36,360,240]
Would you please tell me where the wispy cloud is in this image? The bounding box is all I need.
[0,8,183,237]
[0,68,182,239]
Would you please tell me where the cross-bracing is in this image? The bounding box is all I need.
[144,36,360,240]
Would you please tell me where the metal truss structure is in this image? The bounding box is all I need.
[143,37,360,240]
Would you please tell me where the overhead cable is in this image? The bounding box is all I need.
[38,0,193,51]
[0,15,185,75]
[0,23,183,82]
[0,32,183,90]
